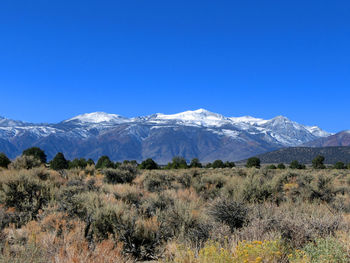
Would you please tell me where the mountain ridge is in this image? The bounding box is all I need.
[0,109,332,163]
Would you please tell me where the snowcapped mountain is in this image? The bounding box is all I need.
[0,109,332,163]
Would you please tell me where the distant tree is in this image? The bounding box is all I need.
[0,153,11,168]
[167,156,188,169]
[205,162,212,168]
[139,158,159,170]
[123,160,138,166]
[267,164,277,169]
[246,157,261,168]
[277,163,286,169]
[312,155,326,169]
[87,158,95,166]
[334,162,346,169]
[22,147,47,163]
[114,162,121,168]
[212,159,225,169]
[290,160,306,169]
[95,155,114,169]
[50,152,68,170]
[69,158,88,169]
[189,158,202,168]
[224,161,236,168]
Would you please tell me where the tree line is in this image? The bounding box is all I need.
[0,147,349,171]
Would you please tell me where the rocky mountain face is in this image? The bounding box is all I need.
[0,109,331,163]
[303,130,350,147]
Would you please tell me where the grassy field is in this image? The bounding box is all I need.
[0,163,350,262]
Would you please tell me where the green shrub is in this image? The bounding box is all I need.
[209,198,248,232]
[9,155,42,170]
[103,167,137,184]
[143,173,175,192]
[246,157,261,168]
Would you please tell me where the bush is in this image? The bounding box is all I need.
[189,158,202,168]
[267,164,277,169]
[69,158,88,169]
[166,156,188,169]
[277,163,286,169]
[334,162,346,169]
[209,198,249,232]
[9,155,42,170]
[246,157,261,168]
[312,155,326,169]
[1,174,52,225]
[143,173,175,192]
[290,237,349,263]
[211,160,225,169]
[0,153,11,168]
[103,167,137,184]
[22,147,47,163]
[95,155,114,169]
[139,158,159,170]
[290,160,306,169]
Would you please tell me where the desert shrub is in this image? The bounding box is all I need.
[290,160,306,169]
[176,173,192,188]
[141,193,174,217]
[209,198,249,232]
[289,237,349,263]
[1,175,52,226]
[9,155,42,170]
[241,174,273,203]
[192,173,227,199]
[267,164,277,169]
[103,167,137,184]
[143,173,175,192]
[161,199,211,244]
[169,239,284,263]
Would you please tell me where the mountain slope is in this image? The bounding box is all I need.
[304,130,350,147]
[250,146,350,165]
[0,110,331,162]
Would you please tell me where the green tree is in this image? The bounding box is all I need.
[224,161,236,168]
[205,162,212,168]
[69,158,88,169]
[312,155,326,169]
[95,155,114,169]
[139,158,159,170]
[22,147,47,163]
[0,152,11,168]
[212,160,225,169]
[246,157,261,168]
[87,158,95,166]
[290,160,306,169]
[267,164,277,169]
[50,152,69,170]
[189,158,202,168]
[334,162,345,169]
[167,156,188,169]
[277,163,286,169]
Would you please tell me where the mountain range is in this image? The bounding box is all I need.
[0,109,339,163]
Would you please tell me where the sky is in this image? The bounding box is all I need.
[0,0,349,132]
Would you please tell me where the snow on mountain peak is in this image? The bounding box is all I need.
[151,109,229,126]
[64,112,129,124]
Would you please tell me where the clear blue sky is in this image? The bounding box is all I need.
[0,1,349,132]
